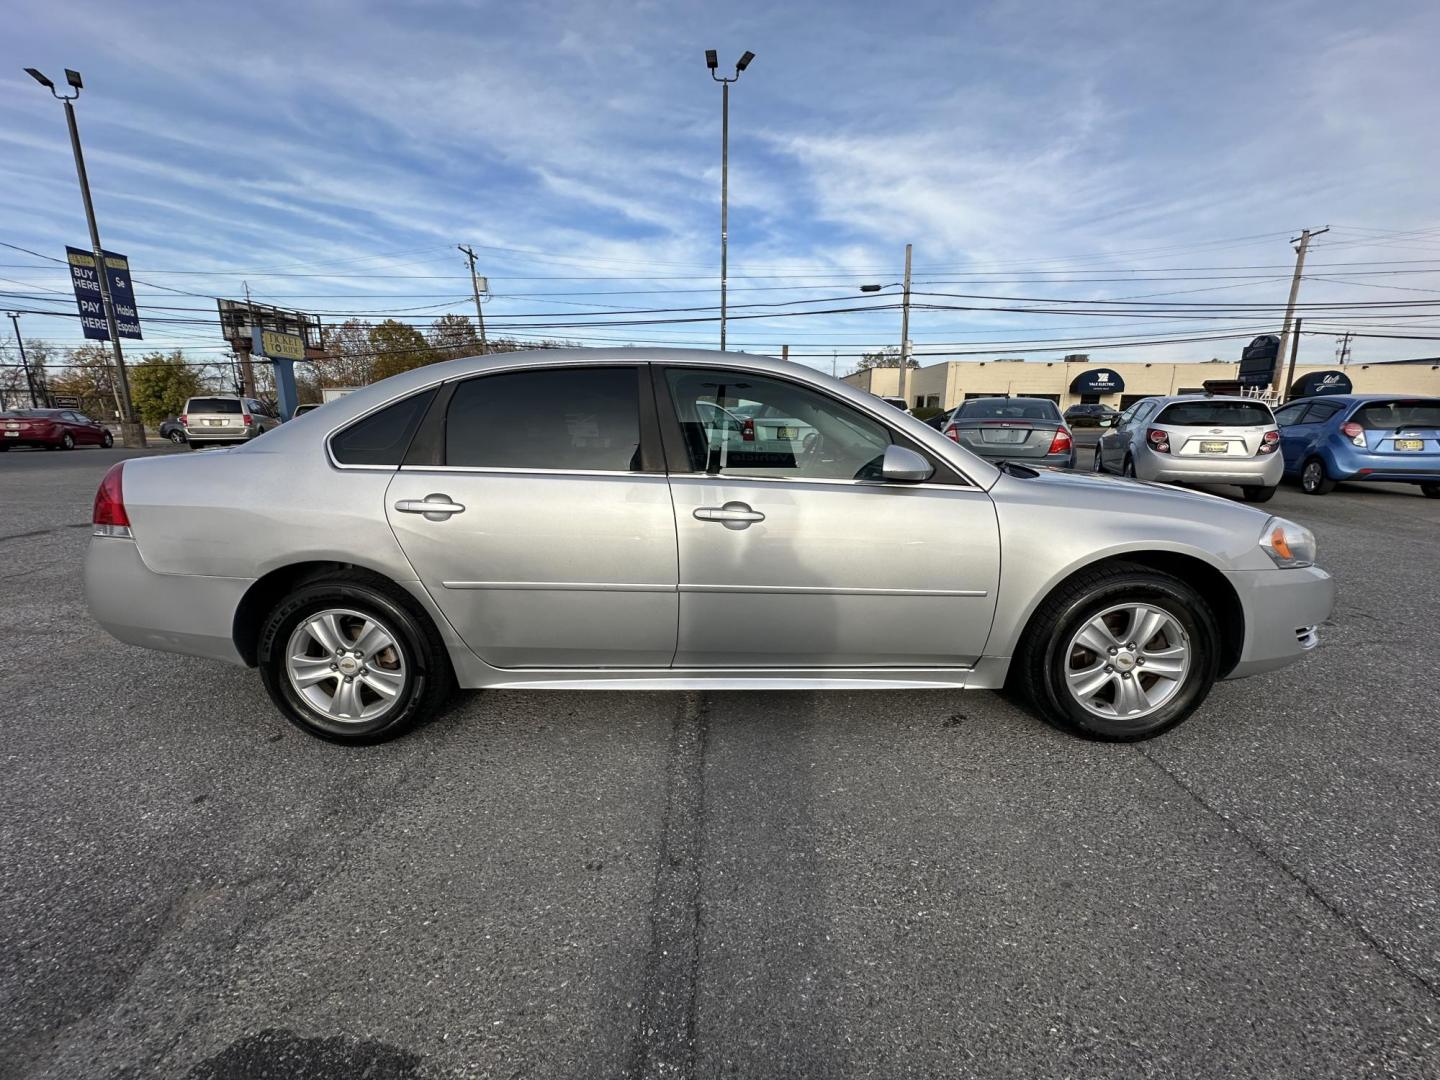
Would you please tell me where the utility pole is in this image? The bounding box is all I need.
[705,49,755,350]
[458,245,488,354]
[897,243,913,407]
[1273,227,1328,394]
[7,312,40,407]
[781,344,789,363]
[832,350,838,378]
[239,281,258,397]
[1281,318,1303,401]
[1336,331,1353,366]
[25,67,145,445]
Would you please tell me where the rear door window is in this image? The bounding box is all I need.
[444,366,643,472]
[1350,400,1440,429]
[187,398,242,414]
[1273,402,1311,427]
[1155,401,1274,426]
[1302,401,1343,424]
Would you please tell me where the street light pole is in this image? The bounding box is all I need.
[458,245,489,354]
[898,243,913,408]
[706,50,755,352]
[7,312,40,407]
[25,67,145,446]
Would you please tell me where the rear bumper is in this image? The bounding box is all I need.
[1324,443,1440,483]
[85,536,252,665]
[1137,448,1284,486]
[1222,565,1335,679]
[1,436,60,448]
[184,428,256,443]
[967,448,1077,469]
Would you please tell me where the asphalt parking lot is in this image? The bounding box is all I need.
[2,445,1438,1079]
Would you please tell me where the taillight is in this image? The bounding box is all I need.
[92,462,131,536]
[243,414,254,427]
[942,423,960,443]
[1258,429,1280,454]
[1340,421,1365,447]
[1047,427,1073,455]
[178,413,188,425]
[1146,427,1171,454]
[741,418,755,442]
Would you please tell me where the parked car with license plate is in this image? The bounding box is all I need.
[1274,395,1440,497]
[1064,403,1120,428]
[86,348,1333,746]
[940,397,1076,469]
[1094,395,1282,502]
[181,395,281,447]
[1,408,113,450]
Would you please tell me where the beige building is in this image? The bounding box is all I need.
[844,358,1440,413]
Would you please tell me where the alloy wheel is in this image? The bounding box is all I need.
[285,608,407,723]
[1063,602,1190,720]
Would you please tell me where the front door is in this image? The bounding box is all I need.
[386,365,678,668]
[659,366,1000,669]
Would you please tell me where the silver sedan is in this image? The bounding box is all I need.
[85,349,1334,744]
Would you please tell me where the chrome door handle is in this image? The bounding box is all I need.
[394,493,466,521]
[694,502,765,530]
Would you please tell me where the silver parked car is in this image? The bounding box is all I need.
[182,395,282,447]
[940,397,1076,469]
[1094,395,1284,502]
[86,349,1333,745]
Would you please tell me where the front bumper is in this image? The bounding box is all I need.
[1137,447,1284,487]
[1222,564,1335,679]
[85,536,252,665]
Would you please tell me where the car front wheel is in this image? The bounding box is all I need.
[1421,483,1439,499]
[1300,457,1335,495]
[1011,563,1220,741]
[257,573,453,744]
[100,431,113,448]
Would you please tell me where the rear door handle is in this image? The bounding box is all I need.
[694,501,765,530]
[394,493,466,521]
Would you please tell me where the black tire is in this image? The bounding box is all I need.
[1010,562,1220,742]
[168,430,185,444]
[1092,448,1106,474]
[1421,483,1439,499]
[257,572,454,744]
[60,432,75,451]
[100,431,113,448]
[1122,454,1137,478]
[1240,484,1276,503]
[1300,457,1335,495]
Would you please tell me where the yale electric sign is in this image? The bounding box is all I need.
[255,328,305,361]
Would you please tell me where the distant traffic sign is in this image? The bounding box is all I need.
[65,246,143,340]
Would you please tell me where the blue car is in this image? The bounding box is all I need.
[1273,394,1440,497]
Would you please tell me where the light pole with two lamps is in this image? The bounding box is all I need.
[24,66,145,446]
[705,49,755,352]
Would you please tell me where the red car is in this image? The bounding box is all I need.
[0,408,114,450]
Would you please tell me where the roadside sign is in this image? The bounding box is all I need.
[65,247,143,340]
[51,394,81,408]
[253,327,306,361]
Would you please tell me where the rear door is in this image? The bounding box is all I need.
[659,365,999,669]
[384,364,679,669]
[1277,400,1341,470]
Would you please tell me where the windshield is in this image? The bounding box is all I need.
[1351,400,1440,429]
[956,398,1060,421]
[1155,401,1273,426]
[186,398,243,414]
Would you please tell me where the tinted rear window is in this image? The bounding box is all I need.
[331,389,437,466]
[956,398,1061,421]
[1,410,60,419]
[445,367,641,471]
[1351,400,1440,429]
[186,398,243,414]
[1155,401,1273,426]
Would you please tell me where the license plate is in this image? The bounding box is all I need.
[5,431,17,437]
[1395,438,1424,451]
[776,426,797,440]
[1199,441,1228,454]
[206,418,226,426]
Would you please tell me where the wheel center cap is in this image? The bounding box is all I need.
[337,655,359,676]
[1113,650,1137,673]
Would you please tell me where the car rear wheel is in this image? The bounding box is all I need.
[59,433,75,451]
[100,431,113,448]
[1422,483,1440,499]
[168,430,185,444]
[257,573,453,744]
[1011,562,1220,741]
[1122,455,1136,478]
[1092,448,1106,473]
[1240,484,1275,503]
[1300,457,1335,495]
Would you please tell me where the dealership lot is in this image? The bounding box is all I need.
[2,448,1438,1079]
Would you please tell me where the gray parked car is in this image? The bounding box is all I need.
[86,349,1332,745]
[1094,395,1283,502]
[940,397,1076,469]
[182,395,281,447]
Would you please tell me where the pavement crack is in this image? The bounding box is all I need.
[626,690,710,1080]
[1135,744,1440,1003]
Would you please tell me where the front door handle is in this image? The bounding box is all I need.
[394,493,466,521]
[694,501,765,530]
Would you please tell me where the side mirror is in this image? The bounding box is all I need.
[1098,417,1115,428]
[881,444,933,483]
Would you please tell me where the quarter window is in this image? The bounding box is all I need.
[445,367,642,472]
[331,388,437,467]
[665,368,891,481]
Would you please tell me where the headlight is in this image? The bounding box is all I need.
[1258,516,1316,569]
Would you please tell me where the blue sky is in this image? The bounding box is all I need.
[4,0,1440,373]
